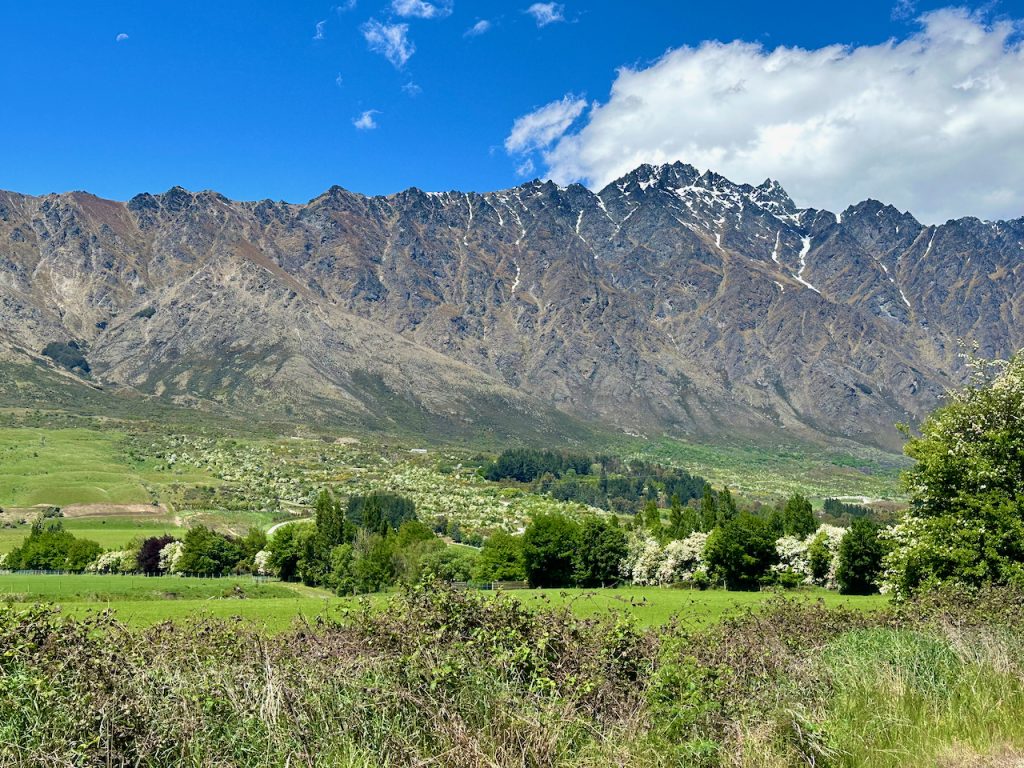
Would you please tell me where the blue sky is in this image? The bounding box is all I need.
[2,1,1023,220]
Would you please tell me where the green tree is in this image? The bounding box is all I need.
[887,353,1024,596]
[522,513,581,588]
[667,496,685,539]
[782,494,818,538]
[807,531,832,585]
[642,500,663,537]
[698,485,717,531]
[175,526,243,577]
[704,513,779,591]
[315,489,354,551]
[266,523,307,582]
[419,547,478,582]
[6,521,101,572]
[573,517,627,587]
[837,518,885,595]
[351,531,395,592]
[328,544,357,595]
[716,487,739,527]
[346,492,416,532]
[473,532,526,582]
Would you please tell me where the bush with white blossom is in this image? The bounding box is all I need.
[253,549,274,577]
[656,533,709,585]
[159,541,185,574]
[87,549,139,574]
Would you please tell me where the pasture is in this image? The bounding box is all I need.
[0,573,888,633]
[0,427,212,508]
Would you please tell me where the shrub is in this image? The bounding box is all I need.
[138,535,177,575]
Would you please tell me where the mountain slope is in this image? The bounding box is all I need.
[2,163,1021,450]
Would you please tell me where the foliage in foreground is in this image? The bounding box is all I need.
[887,352,1024,598]
[2,586,1024,767]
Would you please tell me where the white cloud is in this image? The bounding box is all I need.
[464,19,491,37]
[516,158,536,177]
[335,0,357,11]
[361,19,415,68]
[402,81,422,96]
[505,94,587,154]
[391,0,452,19]
[335,73,344,87]
[525,3,564,27]
[353,110,380,130]
[115,33,129,42]
[313,20,326,41]
[522,8,1024,223]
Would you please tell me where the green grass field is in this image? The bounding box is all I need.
[0,573,888,633]
[0,573,298,601]
[0,519,182,553]
[0,426,212,508]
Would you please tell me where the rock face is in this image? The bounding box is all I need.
[1,162,1022,449]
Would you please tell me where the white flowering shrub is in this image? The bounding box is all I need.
[656,533,708,585]
[773,535,810,580]
[254,549,274,577]
[620,534,665,586]
[0,552,7,570]
[88,550,137,574]
[817,525,848,588]
[771,525,849,588]
[160,541,185,574]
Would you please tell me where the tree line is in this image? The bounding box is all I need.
[481,449,708,515]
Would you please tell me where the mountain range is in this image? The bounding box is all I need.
[1,161,1021,451]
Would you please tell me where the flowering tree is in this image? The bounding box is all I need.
[159,541,185,574]
[254,549,274,576]
[773,524,848,588]
[656,533,708,585]
[885,352,1024,597]
[87,550,138,574]
[621,534,665,586]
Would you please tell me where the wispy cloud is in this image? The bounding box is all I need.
[115,33,129,42]
[464,19,491,37]
[361,19,415,68]
[335,0,357,12]
[515,158,536,177]
[892,0,916,20]
[525,3,564,27]
[391,0,453,19]
[313,20,326,41]
[402,82,422,96]
[353,110,380,130]
[505,94,586,154]
[335,73,344,87]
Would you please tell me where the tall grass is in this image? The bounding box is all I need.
[820,627,1024,767]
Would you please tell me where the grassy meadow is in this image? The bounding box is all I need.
[0,572,887,633]
[0,426,213,507]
